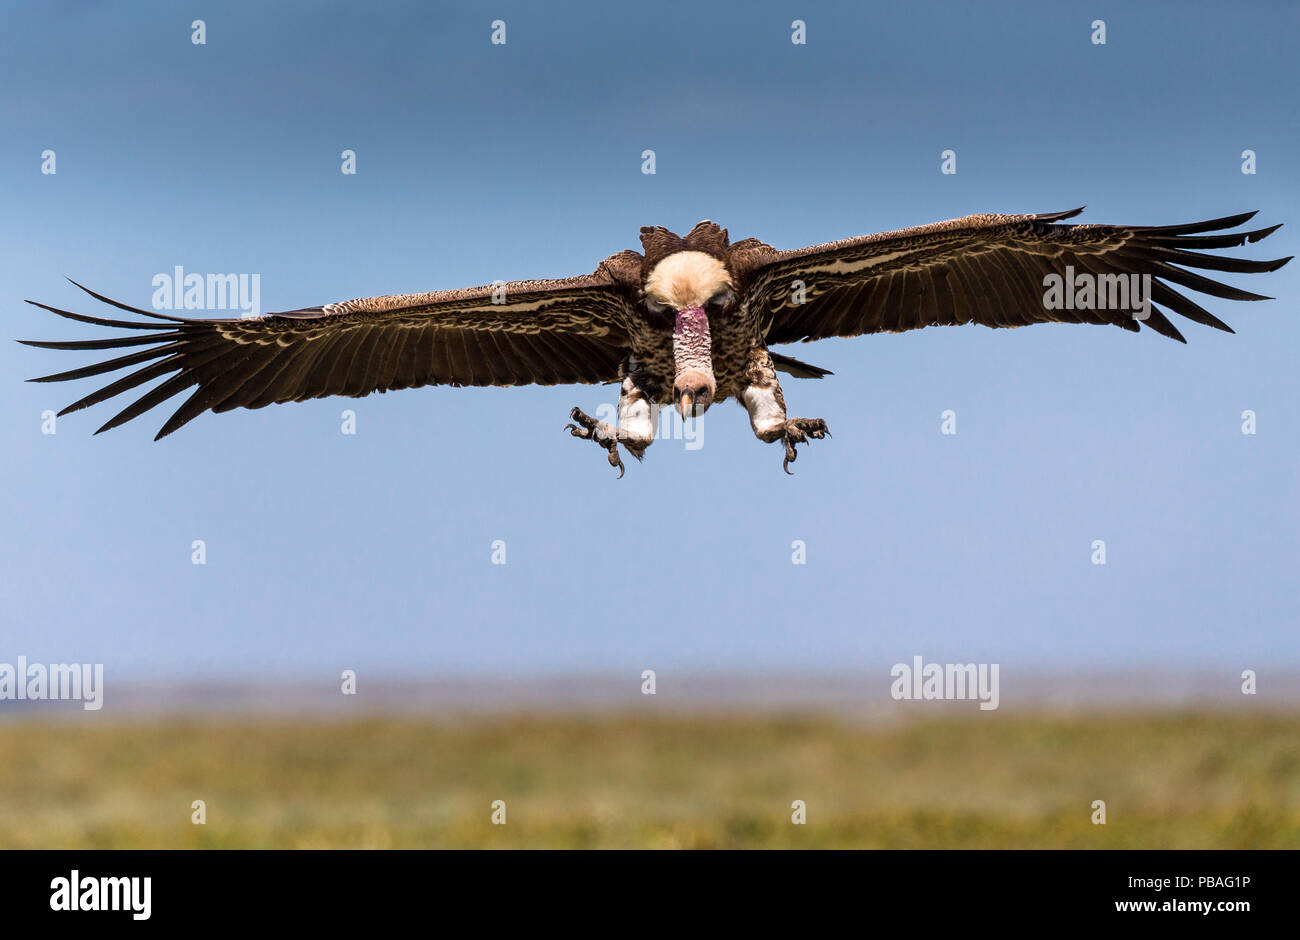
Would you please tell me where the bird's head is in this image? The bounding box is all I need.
[643,249,734,419]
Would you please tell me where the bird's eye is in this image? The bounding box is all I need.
[707,289,735,310]
[644,297,673,316]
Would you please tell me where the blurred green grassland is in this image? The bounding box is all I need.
[1,711,1297,848]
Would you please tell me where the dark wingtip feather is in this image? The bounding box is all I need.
[1038,206,1085,222]
[1140,306,1187,344]
[25,343,178,385]
[1141,211,1259,235]
[64,278,193,323]
[17,332,177,351]
[1145,246,1293,274]
[1148,224,1284,250]
[1247,223,1283,242]
[24,298,168,331]
[769,350,834,379]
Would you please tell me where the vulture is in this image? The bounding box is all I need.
[23,208,1290,474]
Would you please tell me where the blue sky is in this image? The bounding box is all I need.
[1,0,1296,682]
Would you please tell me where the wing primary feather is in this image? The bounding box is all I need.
[1146,261,1274,301]
[24,299,176,331]
[209,349,291,413]
[1007,249,1079,324]
[1132,211,1258,235]
[95,372,201,435]
[1136,246,1291,274]
[155,386,217,440]
[1146,224,1282,249]
[57,356,183,416]
[225,339,314,410]
[73,338,239,421]
[65,279,199,323]
[18,332,180,351]
[155,346,288,435]
[769,352,832,378]
[1148,282,1234,333]
[1137,306,1187,343]
[1032,207,1086,222]
[28,343,182,384]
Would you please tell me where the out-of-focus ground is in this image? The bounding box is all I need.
[1,672,1297,848]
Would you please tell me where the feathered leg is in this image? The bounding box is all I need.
[740,347,829,474]
[565,374,655,478]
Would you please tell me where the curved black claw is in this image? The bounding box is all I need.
[566,405,626,478]
[564,405,596,437]
[780,417,829,474]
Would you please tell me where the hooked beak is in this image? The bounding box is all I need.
[678,390,694,418]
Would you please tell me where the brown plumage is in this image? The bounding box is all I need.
[22,208,1290,472]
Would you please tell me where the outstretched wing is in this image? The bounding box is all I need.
[23,270,636,439]
[753,209,1290,345]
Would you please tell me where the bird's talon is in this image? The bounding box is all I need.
[568,405,628,477]
[777,417,827,473]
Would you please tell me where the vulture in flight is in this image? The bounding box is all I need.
[24,208,1290,474]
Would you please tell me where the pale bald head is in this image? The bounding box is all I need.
[644,250,732,310]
